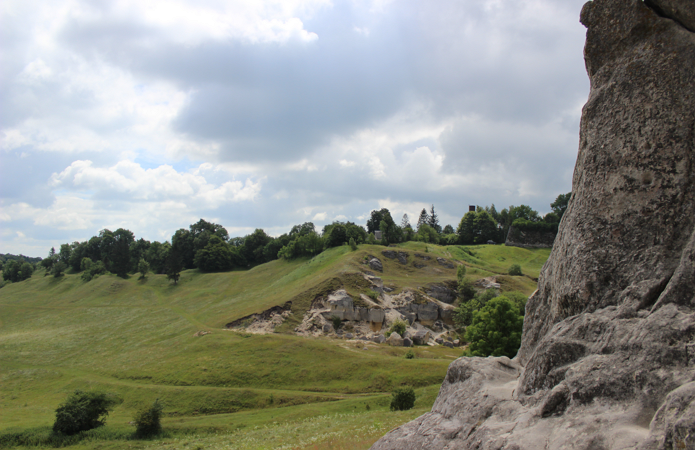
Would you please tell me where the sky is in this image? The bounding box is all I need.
[1,0,590,258]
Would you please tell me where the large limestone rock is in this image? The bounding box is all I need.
[371,0,695,448]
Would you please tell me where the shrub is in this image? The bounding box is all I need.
[52,261,67,278]
[133,399,163,437]
[463,297,523,358]
[386,319,407,338]
[349,237,357,251]
[508,264,522,276]
[82,261,106,282]
[330,315,342,330]
[390,387,416,411]
[457,278,476,301]
[53,390,117,435]
[137,258,150,279]
[405,349,415,359]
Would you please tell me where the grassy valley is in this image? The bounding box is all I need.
[0,242,549,449]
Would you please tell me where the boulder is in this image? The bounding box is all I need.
[345,333,354,339]
[443,341,453,348]
[322,324,333,333]
[435,257,454,269]
[381,250,409,265]
[368,308,385,324]
[324,290,355,321]
[403,338,413,347]
[426,284,457,304]
[416,302,439,326]
[412,330,431,346]
[435,337,443,345]
[368,257,383,272]
[387,332,404,346]
[372,335,386,344]
[371,0,695,448]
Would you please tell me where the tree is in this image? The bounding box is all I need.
[473,211,497,244]
[551,192,572,221]
[443,224,454,235]
[366,209,387,234]
[138,258,150,279]
[194,235,234,272]
[457,211,477,244]
[53,390,117,435]
[464,297,523,358]
[401,214,411,230]
[111,229,134,278]
[171,229,195,270]
[52,261,67,278]
[2,260,33,283]
[416,208,429,231]
[166,248,183,285]
[508,264,522,276]
[390,387,416,411]
[241,229,272,265]
[427,205,441,233]
[133,399,163,437]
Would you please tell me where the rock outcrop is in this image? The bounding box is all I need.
[372,0,695,448]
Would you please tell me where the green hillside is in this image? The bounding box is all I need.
[0,243,549,449]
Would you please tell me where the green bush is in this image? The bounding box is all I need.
[457,278,476,301]
[82,261,106,282]
[133,399,163,437]
[390,387,415,411]
[330,315,342,330]
[405,349,415,359]
[386,319,407,338]
[53,390,117,435]
[463,297,523,358]
[349,237,357,251]
[508,264,522,276]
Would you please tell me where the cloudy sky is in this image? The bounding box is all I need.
[1,0,590,257]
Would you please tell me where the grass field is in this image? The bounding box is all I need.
[0,243,549,449]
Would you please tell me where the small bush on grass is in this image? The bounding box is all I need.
[390,387,415,411]
[133,399,164,438]
[463,297,523,358]
[405,349,415,359]
[508,264,522,276]
[53,390,117,435]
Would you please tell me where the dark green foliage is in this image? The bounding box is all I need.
[324,224,347,248]
[241,229,272,266]
[133,399,163,437]
[390,387,415,411]
[443,224,454,234]
[427,205,441,233]
[551,192,571,221]
[464,297,523,358]
[504,291,528,315]
[349,238,357,251]
[52,390,117,435]
[543,212,560,223]
[330,315,342,330]
[194,235,235,272]
[386,319,406,337]
[415,223,439,244]
[457,278,476,302]
[166,248,183,285]
[416,208,429,230]
[511,218,558,233]
[81,261,106,282]
[2,260,33,282]
[52,261,67,278]
[508,264,522,276]
[405,350,415,359]
[171,229,196,270]
[454,288,498,330]
[146,241,171,275]
[137,258,150,279]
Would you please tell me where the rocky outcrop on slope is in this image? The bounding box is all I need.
[372,0,695,448]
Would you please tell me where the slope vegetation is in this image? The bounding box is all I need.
[0,242,548,449]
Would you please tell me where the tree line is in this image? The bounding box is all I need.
[1,193,569,285]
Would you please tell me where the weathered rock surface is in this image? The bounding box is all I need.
[426,283,457,304]
[368,257,383,272]
[382,250,408,265]
[371,0,695,448]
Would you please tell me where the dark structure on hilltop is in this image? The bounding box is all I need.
[372,0,695,448]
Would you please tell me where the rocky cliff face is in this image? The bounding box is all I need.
[371,0,695,448]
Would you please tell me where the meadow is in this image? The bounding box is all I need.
[0,243,549,449]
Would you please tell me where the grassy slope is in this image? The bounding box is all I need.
[0,243,549,449]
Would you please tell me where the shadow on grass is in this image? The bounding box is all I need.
[0,426,166,448]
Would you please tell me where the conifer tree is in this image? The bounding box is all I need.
[416,208,429,231]
[428,205,441,233]
[401,213,411,229]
